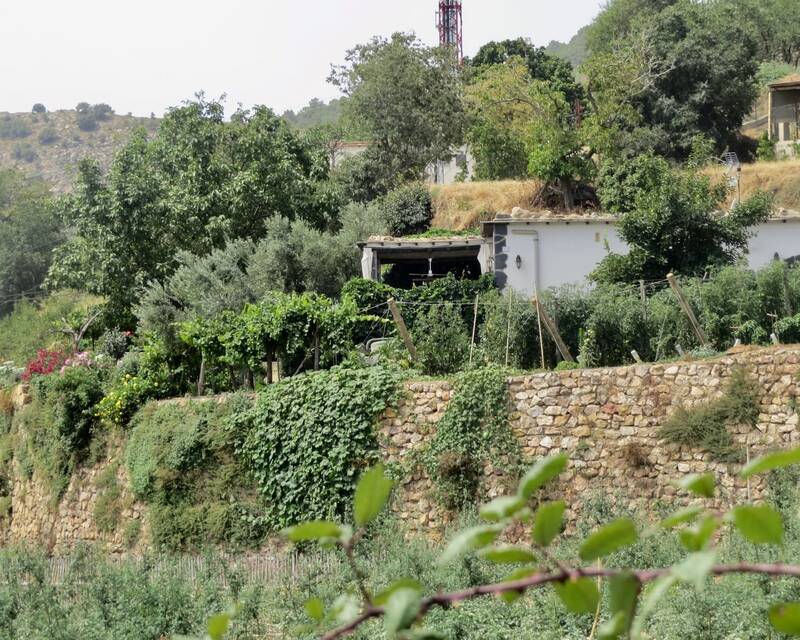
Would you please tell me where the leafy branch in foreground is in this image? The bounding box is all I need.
[273,447,800,640]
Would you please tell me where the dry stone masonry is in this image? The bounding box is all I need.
[1,345,799,549]
[382,346,800,537]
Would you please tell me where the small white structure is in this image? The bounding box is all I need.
[359,208,800,294]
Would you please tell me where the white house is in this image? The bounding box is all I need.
[359,208,800,294]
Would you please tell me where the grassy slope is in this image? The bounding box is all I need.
[0,111,158,193]
[703,159,800,210]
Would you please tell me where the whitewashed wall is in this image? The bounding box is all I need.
[494,218,800,295]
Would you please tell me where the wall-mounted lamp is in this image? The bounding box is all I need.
[515,255,522,269]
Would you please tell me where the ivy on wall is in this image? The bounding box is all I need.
[231,364,401,529]
[422,366,520,509]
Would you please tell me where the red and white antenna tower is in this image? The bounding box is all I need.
[436,1,463,63]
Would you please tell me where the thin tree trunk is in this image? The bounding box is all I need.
[197,354,206,396]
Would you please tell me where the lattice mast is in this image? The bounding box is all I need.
[436,1,463,63]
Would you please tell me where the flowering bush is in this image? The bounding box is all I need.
[58,351,93,374]
[96,374,159,428]
[21,349,68,382]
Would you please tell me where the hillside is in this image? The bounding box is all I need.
[0,110,157,192]
[544,25,589,68]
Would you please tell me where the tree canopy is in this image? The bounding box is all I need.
[46,96,337,325]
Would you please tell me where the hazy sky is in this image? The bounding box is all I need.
[0,0,603,117]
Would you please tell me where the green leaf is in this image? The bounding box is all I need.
[479,495,526,522]
[354,464,394,527]
[678,515,719,552]
[769,602,800,635]
[630,575,677,638]
[384,587,422,635]
[284,520,342,543]
[400,630,445,640]
[330,593,360,625]
[479,546,537,564]
[597,611,627,639]
[533,500,566,547]
[579,519,638,562]
[518,454,568,499]
[439,525,502,565]
[741,447,800,478]
[553,577,600,614]
[304,597,325,622]
[659,505,704,529]
[206,613,231,640]
[672,551,716,591]
[374,579,423,606]
[731,505,784,545]
[675,473,715,498]
[597,573,639,639]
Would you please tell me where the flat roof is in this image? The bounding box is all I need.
[360,236,484,249]
[769,74,800,90]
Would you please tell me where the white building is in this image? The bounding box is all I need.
[359,208,800,294]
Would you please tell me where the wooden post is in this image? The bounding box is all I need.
[387,298,417,360]
[469,293,479,366]
[639,279,647,323]
[504,293,515,366]
[534,297,574,363]
[533,283,546,370]
[631,350,642,363]
[666,273,708,346]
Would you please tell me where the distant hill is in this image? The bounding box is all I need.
[0,109,158,192]
[545,25,589,69]
[282,98,344,130]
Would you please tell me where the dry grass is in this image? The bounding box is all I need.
[703,159,800,210]
[430,179,543,230]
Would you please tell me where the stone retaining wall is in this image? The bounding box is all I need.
[382,346,800,537]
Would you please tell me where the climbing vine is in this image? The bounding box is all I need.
[231,364,402,529]
[423,366,520,509]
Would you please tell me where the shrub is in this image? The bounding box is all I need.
[93,103,114,121]
[12,142,37,163]
[756,131,776,162]
[412,302,470,375]
[31,104,46,114]
[658,368,759,462]
[100,327,131,360]
[0,117,31,140]
[377,183,433,236]
[126,397,266,549]
[37,126,58,144]
[44,363,105,454]
[21,349,67,381]
[232,365,400,529]
[478,290,544,369]
[96,374,158,428]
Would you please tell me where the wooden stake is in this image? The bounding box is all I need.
[387,298,417,360]
[534,296,574,363]
[505,293,513,366]
[631,350,642,363]
[666,273,708,346]
[532,284,546,370]
[639,279,647,323]
[469,293,479,366]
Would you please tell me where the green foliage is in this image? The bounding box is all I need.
[12,142,37,163]
[423,366,518,509]
[756,131,777,161]
[658,368,759,461]
[37,126,58,145]
[232,365,400,529]
[595,156,773,282]
[126,397,266,550]
[0,169,63,317]
[0,116,31,139]
[93,463,127,533]
[48,96,337,323]
[411,303,469,376]
[330,32,466,185]
[31,103,46,114]
[43,363,106,454]
[376,183,432,237]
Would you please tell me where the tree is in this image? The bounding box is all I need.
[585,0,678,54]
[31,103,46,114]
[48,96,337,325]
[582,0,760,159]
[470,38,583,105]
[734,0,800,67]
[465,59,594,208]
[0,170,62,316]
[593,155,773,283]
[329,32,466,187]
